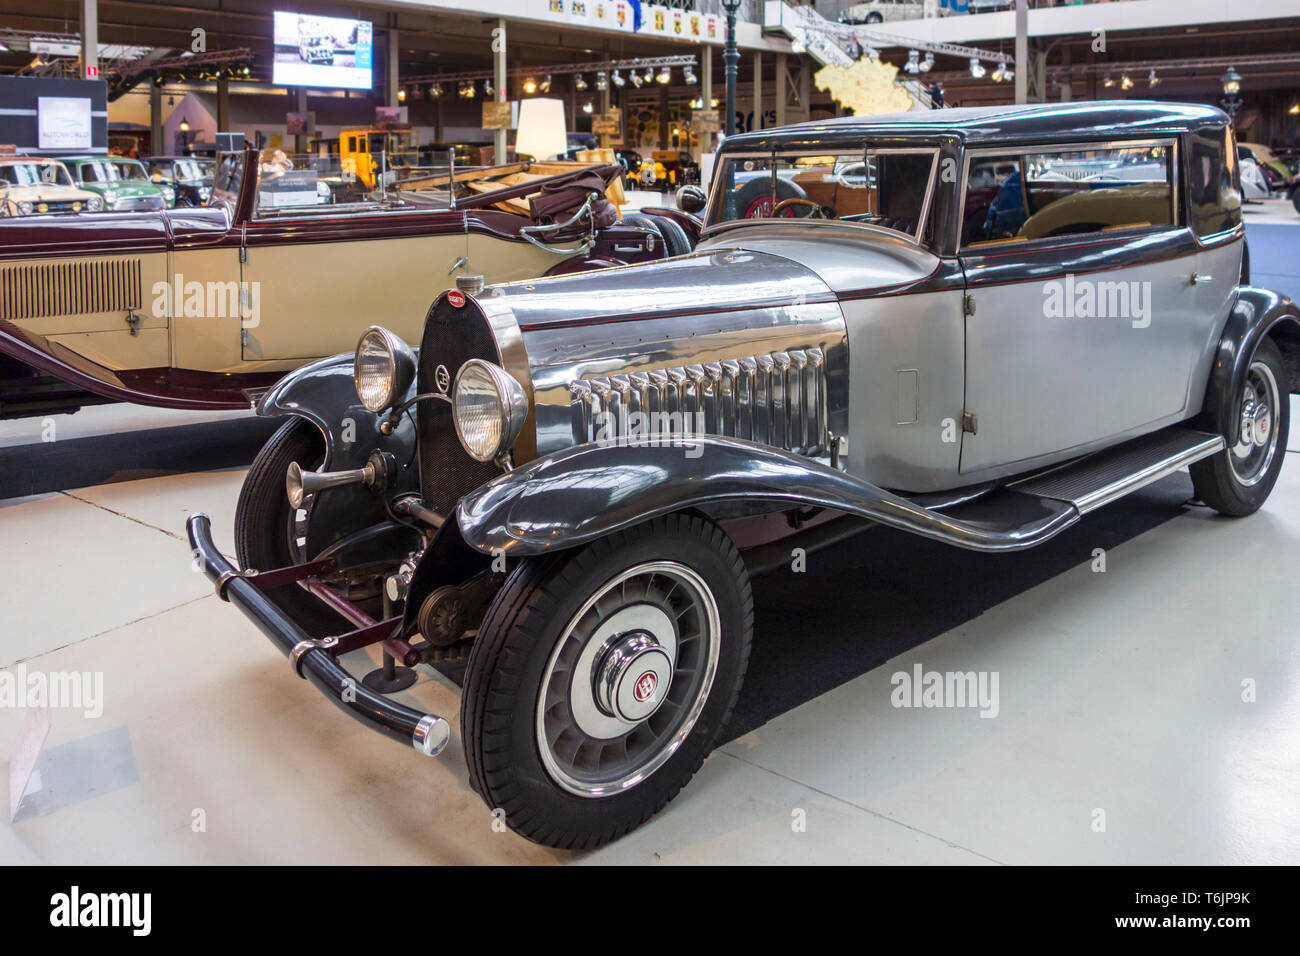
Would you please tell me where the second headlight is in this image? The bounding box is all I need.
[453,360,529,463]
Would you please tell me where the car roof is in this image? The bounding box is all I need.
[721,100,1229,152]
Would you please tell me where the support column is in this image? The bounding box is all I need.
[752,51,762,131]
[775,53,787,128]
[216,74,230,133]
[700,49,713,156]
[1059,46,1072,101]
[295,88,307,154]
[150,82,163,156]
[493,19,508,163]
[80,0,98,80]
[387,25,399,109]
[1014,0,1028,104]
[800,61,810,123]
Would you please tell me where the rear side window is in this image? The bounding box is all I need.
[1186,124,1242,238]
[963,143,1175,247]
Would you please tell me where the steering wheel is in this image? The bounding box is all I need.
[773,197,828,219]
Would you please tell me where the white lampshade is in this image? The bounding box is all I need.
[514,97,568,161]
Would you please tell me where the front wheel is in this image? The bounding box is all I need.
[1191,336,1290,516]
[461,513,753,848]
[234,417,344,631]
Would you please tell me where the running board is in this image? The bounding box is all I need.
[1008,427,1224,513]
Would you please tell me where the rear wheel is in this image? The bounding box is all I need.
[461,513,753,848]
[1191,337,1289,516]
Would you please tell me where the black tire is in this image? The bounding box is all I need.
[461,512,753,849]
[1191,336,1290,516]
[1291,186,1300,216]
[867,12,884,23]
[649,214,693,256]
[234,417,342,631]
[734,175,804,219]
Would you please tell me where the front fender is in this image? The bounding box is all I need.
[1198,286,1300,444]
[258,351,420,557]
[456,436,1078,556]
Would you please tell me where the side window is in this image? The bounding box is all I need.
[964,143,1175,247]
[1186,125,1242,238]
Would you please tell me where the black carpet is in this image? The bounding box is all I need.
[0,416,280,499]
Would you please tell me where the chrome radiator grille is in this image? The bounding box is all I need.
[568,349,828,456]
[0,257,142,321]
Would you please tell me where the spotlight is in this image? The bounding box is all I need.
[991,64,1005,82]
[969,57,985,79]
[575,73,588,91]
[523,76,537,94]
[920,52,934,73]
[397,86,407,102]
[595,70,608,91]
[690,96,702,109]
[631,70,644,88]
[1290,102,1300,115]
[611,69,625,87]
[644,66,655,83]
[904,50,920,74]
[684,63,697,85]
[431,82,443,98]
[465,79,477,98]
[539,74,552,93]
[1148,68,1159,88]
[710,97,719,108]
[1103,74,1114,87]
[656,66,671,84]
[1120,74,1133,90]
[484,78,494,96]
[582,100,594,114]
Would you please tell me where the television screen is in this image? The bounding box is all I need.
[272,11,372,91]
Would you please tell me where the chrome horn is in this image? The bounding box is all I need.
[286,451,389,508]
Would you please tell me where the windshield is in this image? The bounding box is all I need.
[0,161,74,187]
[707,147,937,242]
[77,161,121,183]
[172,159,206,181]
[113,161,148,182]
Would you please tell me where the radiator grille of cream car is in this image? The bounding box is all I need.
[569,349,828,456]
[0,257,142,321]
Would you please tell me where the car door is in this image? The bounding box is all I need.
[957,139,1208,476]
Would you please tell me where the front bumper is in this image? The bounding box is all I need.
[186,513,450,757]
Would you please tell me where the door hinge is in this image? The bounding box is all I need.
[239,244,247,264]
[962,293,976,316]
[962,411,978,434]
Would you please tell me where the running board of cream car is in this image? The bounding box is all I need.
[1006,427,1225,513]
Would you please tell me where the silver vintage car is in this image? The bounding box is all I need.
[189,102,1298,848]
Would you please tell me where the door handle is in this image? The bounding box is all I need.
[1189,273,1213,284]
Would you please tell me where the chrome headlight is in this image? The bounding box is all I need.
[17,201,32,215]
[354,326,416,413]
[85,195,102,211]
[104,190,118,206]
[452,360,529,463]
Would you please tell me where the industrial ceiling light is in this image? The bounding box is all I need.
[1120,74,1133,90]
[991,64,1005,82]
[684,63,698,84]
[920,52,935,73]
[904,50,920,74]
[656,65,671,84]
[644,66,655,83]
[969,57,985,79]
[575,73,588,91]
[1003,65,1014,81]
[595,70,608,90]
[631,70,644,88]
[523,76,537,94]
[611,69,625,87]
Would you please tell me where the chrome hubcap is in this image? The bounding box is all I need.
[1229,360,1281,487]
[536,561,720,798]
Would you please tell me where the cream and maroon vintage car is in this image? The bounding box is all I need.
[0,147,696,418]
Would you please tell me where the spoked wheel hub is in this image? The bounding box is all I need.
[1230,359,1281,487]
[536,561,720,797]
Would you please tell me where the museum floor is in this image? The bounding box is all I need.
[1,202,1297,865]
